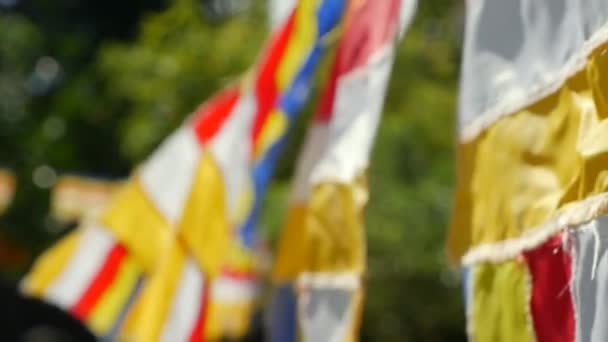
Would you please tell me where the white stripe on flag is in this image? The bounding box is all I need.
[290,123,329,203]
[208,93,256,221]
[298,285,358,342]
[570,216,608,342]
[310,45,396,185]
[140,126,201,225]
[268,0,297,30]
[212,276,259,303]
[44,224,115,309]
[160,258,205,342]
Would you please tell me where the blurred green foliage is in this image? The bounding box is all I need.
[0,0,465,340]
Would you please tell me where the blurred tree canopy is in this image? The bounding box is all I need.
[0,0,465,340]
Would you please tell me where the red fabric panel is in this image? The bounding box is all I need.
[314,0,402,122]
[188,280,210,342]
[193,87,240,144]
[71,244,127,320]
[314,62,338,122]
[220,267,257,281]
[523,235,575,342]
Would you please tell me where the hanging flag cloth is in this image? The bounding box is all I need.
[22,0,346,340]
[449,1,608,341]
[268,0,416,340]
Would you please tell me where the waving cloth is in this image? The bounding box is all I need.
[22,0,346,340]
[450,1,608,341]
[268,0,416,341]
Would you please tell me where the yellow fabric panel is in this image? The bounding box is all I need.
[22,229,82,297]
[205,297,257,340]
[87,256,141,335]
[272,205,310,281]
[273,175,367,282]
[233,179,254,227]
[102,179,171,273]
[471,261,535,342]
[276,0,318,91]
[178,151,230,277]
[449,46,608,262]
[119,241,185,342]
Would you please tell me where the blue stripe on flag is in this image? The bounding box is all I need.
[316,0,346,36]
[103,276,145,341]
[268,284,297,342]
[238,0,346,247]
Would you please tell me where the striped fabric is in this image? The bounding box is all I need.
[22,225,143,337]
[450,0,608,340]
[570,217,608,342]
[119,237,262,341]
[24,0,346,340]
[120,243,209,341]
[464,217,608,342]
[102,0,347,276]
[270,0,416,340]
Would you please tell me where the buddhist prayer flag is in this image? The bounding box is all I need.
[450,0,608,340]
[24,225,144,337]
[23,0,346,340]
[269,0,416,340]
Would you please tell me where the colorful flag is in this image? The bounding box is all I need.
[269,0,416,340]
[23,0,346,339]
[450,0,608,340]
[23,224,144,337]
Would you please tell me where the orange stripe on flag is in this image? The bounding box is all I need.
[252,12,296,150]
[193,88,241,144]
[71,244,127,320]
[189,281,211,342]
[221,268,257,281]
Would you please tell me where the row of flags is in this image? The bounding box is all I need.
[10,173,264,339]
[449,0,608,341]
[16,0,608,340]
[17,0,608,340]
[21,0,417,340]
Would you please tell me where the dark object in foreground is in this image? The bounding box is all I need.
[0,279,96,342]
